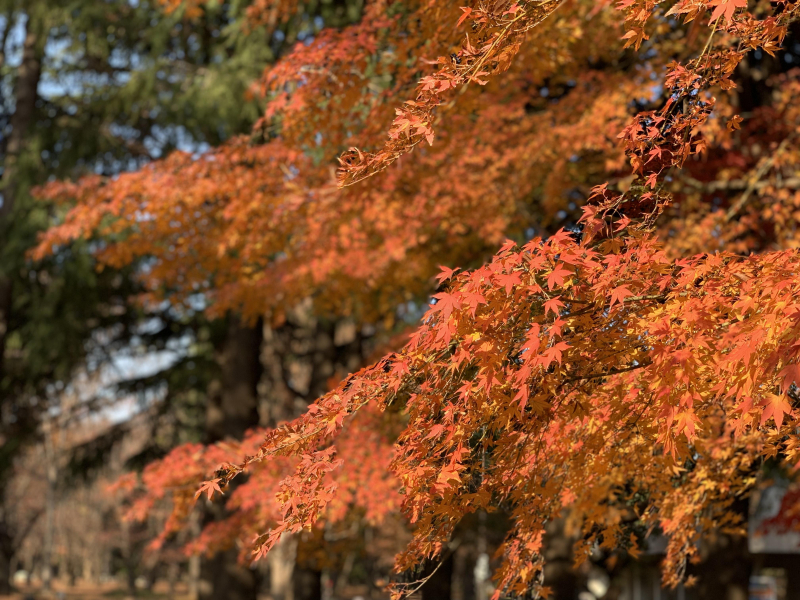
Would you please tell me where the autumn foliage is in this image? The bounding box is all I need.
[34,0,800,597]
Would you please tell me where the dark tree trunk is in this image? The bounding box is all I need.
[198,308,368,600]
[692,525,751,600]
[199,549,260,600]
[452,542,478,600]
[0,13,42,596]
[260,305,364,428]
[0,528,11,596]
[420,553,454,600]
[686,498,752,600]
[1,9,42,398]
[205,316,263,443]
[199,315,263,600]
[292,565,322,600]
[1,13,42,219]
[542,518,583,600]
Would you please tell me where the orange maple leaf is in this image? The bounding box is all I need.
[195,478,223,501]
[778,363,800,393]
[761,394,792,430]
[609,285,633,307]
[435,265,459,284]
[546,264,571,290]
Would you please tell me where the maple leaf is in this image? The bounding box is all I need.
[513,384,529,409]
[499,238,518,253]
[425,424,446,440]
[708,0,746,24]
[614,215,632,232]
[462,290,487,316]
[674,410,700,440]
[546,264,572,290]
[431,292,461,321]
[588,182,608,199]
[539,341,570,367]
[727,115,743,131]
[494,272,521,295]
[456,6,472,27]
[543,296,565,317]
[195,478,223,501]
[325,409,347,434]
[435,265,459,285]
[761,394,792,430]
[436,464,462,487]
[778,363,800,393]
[609,285,634,307]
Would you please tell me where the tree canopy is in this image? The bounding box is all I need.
[32,0,800,598]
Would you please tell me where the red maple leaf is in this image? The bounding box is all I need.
[708,0,746,24]
[431,292,461,320]
[543,296,565,317]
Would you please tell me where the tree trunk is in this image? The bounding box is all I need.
[199,548,259,600]
[198,308,368,600]
[685,498,751,600]
[267,534,297,600]
[542,518,584,600]
[258,306,368,600]
[205,316,263,443]
[420,553,454,600]
[693,530,751,600]
[0,7,42,404]
[41,420,57,591]
[293,565,322,600]
[259,303,364,428]
[0,11,41,221]
[0,13,42,596]
[199,315,263,600]
[121,520,137,598]
[0,8,42,349]
[0,539,10,596]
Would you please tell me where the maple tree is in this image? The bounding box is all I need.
[33,0,800,597]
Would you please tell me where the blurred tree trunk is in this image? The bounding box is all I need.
[542,518,584,600]
[122,520,138,597]
[0,5,42,371]
[0,11,43,594]
[420,553,454,600]
[41,419,57,591]
[691,499,752,600]
[293,563,323,600]
[0,525,11,596]
[196,308,368,600]
[198,315,263,600]
[694,534,750,600]
[258,306,367,600]
[266,535,297,600]
[204,316,263,442]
